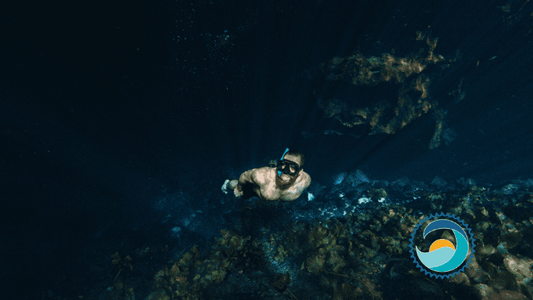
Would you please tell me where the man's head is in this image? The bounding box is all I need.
[275,149,305,189]
[282,149,305,169]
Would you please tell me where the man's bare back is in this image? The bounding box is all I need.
[221,150,311,202]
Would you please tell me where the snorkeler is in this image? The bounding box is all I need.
[221,149,311,202]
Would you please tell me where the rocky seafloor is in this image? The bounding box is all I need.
[106,171,533,300]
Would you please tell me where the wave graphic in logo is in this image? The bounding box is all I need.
[409,213,475,279]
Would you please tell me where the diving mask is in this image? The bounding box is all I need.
[277,159,300,176]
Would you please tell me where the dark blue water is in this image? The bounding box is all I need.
[1,0,533,299]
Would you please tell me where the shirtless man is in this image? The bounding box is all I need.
[221,149,311,201]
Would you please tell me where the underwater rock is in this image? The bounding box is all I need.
[409,278,445,299]
[476,244,497,256]
[465,256,491,284]
[473,283,496,299]
[431,176,447,188]
[447,272,470,286]
[142,178,533,300]
[270,272,291,293]
[315,33,447,149]
[392,177,410,188]
[503,254,533,284]
[347,169,370,186]
[490,290,528,300]
[501,184,519,195]
[500,232,523,250]
[333,172,347,185]
[457,177,476,186]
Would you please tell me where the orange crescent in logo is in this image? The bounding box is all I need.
[429,239,456,252]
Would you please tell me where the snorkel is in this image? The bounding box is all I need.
[278,148,290,177]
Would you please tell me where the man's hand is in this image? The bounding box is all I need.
[234,187,243,198]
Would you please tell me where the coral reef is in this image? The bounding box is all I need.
[315,32,454,149]
[140,179,533,300]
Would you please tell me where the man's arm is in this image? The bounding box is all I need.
[234,167,270,197]
[237,167,270,188]
[237,169,255,187]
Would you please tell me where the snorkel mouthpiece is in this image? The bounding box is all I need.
[278,148,290,176]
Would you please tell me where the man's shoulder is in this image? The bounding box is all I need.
[299,171,311,188]
[251,166,274,183]
[300,170,311,182]
[253,166,273,174]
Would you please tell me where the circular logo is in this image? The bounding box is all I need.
[409,213,476,279]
